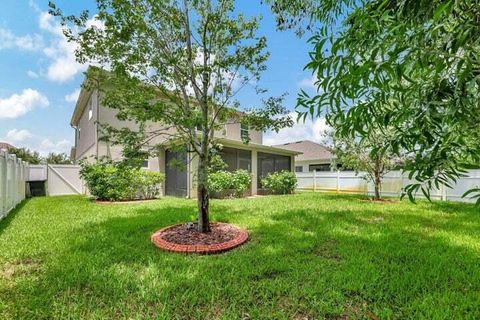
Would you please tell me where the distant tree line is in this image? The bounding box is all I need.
[7,147,72,165]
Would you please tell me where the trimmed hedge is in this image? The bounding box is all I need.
[80,162,165,201]
[261,170,297,195]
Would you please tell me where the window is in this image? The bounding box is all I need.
[88,106,93,121]
[87,98,93,121]
[295,166,303,172]
[219,147,252,172]
[141,159,149,168]
[257,152,291,188]
[309,164,331,172]
[240,123,249,141]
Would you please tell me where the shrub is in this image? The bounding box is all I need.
[231,170,251,197]
[208,171,232,195]
[79,162,165,201]
[261,171,297,195]
[135,170,166,199]
[208,170,252,198]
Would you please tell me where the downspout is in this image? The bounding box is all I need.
[95,89,100,159]
[72,125,78,163]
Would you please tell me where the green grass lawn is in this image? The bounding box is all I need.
[0,193,479,319]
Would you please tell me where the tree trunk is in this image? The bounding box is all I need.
[374,176,381,201]
[197,154,210,232]
[373,156,382,201]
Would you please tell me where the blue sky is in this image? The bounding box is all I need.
[0,0,326,155]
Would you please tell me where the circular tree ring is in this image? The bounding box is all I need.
[151,222,249,254]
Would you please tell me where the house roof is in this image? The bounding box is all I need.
[273,140,333,162]
[70,71,93,127]
[0,142,14,151]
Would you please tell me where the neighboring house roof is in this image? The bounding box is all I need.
[0,142,14,151]
[274,140,333,162]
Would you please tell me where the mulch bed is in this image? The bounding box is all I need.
[151,222,249,254]
[161,223,239,245]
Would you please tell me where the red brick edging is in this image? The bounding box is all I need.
[151,223,249,254]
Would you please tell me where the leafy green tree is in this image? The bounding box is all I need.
[327,128,403,201]
[50,0,292,231]
[9,148,42,164]
[45,152,72,164]
[268,0,480,203]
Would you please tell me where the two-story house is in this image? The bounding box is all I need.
[70,71,299,198]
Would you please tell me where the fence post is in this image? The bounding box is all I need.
[16,158,21,205]
[11,154,17,210]
[313,170,317,192]
[336,170,340,193]
[441,183,446,201]
[399,171,404,197]
[1,151,6,218]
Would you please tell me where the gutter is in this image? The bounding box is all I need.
[217,138,302,156]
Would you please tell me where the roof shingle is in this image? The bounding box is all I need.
[274,140,333,162]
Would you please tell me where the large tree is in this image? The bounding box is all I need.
[267,0,480,203]
[50,0,292,231]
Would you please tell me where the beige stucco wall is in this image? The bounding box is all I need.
[222,122,262,144]
[74,144,97,163]
[73,90,294,198]
[74,90,98,161]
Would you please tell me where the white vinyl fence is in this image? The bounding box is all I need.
[0,150,28,219]
[296,170,480,203]
[28,164,85,196]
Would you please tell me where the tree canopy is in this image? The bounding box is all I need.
[267,0,480,203]
[326,126,404,200]
[7,148,72,165]
[50,0,293,231]
[8,148,42,165]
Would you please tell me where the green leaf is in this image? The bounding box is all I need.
[433,1,453,20]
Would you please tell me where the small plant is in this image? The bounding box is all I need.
[79,161,165,201]
[208,170,252,198]
[261,171,297,195]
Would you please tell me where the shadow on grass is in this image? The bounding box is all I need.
[3,195,480,319]
[0,198,30,235]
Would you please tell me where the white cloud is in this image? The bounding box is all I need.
[1,129,71,156]
[39,138,71,155]
[28,0,40,12]
[0,89,49,119]
[65,89,80,103]
[38,12,104,83]
[298,73,319,91]
[27,70,39,79]
[5,129,33,142]
[0,27,43,51]
[39,12,87,82]
[264,112,331,146]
